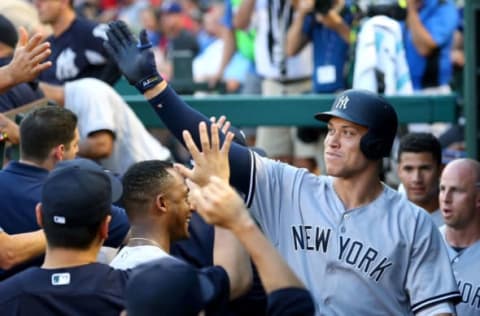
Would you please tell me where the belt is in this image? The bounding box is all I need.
[268,77,311,85]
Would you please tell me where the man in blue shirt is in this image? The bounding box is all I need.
[34,0,120,85]
[0,106,129,280]
[286,0,352,93]
[402,0,458,91]
[0,159,129,315]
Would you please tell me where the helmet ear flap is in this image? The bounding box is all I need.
[360,133,388,160]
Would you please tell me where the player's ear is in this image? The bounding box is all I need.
[35,203,44,228]
[155,194,168,214]
[120,309,127,316]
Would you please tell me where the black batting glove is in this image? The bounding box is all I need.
[104,20,163,94]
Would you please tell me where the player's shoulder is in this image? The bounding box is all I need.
[382,185,433,222]
[0,267,40,302]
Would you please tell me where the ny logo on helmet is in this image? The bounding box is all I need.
[334,95,349,110]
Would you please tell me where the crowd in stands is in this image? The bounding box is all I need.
[0,0,477,315]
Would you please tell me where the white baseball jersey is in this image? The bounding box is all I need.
[246,154,460,315]
[65,78,171,175]
[440,226,480,316]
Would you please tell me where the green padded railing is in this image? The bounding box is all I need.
[119,92,459,128]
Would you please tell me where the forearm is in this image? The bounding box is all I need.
[77,133,114,159]
[217,28,236,77]
[214,226,252,299]
[234,0,256,30]
[0,65,16,93]
[406,8,436,56]
[0,230,46,270]
[287,13,308,56]
[145,83,252,194]
[231,215,305,293]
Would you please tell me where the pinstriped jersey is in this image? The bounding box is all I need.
[246,154,460,315]
[440,226,480,316]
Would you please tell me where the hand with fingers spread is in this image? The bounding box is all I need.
[175,121,234,187]
[209,115,231,135]
[104,20,163,94]
[188,176,253,230]
[1,27,52,93]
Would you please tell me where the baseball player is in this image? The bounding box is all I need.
[439,158,480,316]
[397,132,444,226]
[105,20,461,315]
[34,0,120,85]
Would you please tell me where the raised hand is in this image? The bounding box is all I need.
[104,20,162,93]
[174,121,234,187]
[1,27,51,93]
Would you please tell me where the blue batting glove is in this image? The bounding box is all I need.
[104,20,163,94]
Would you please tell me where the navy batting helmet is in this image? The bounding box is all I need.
[315,89,398,160]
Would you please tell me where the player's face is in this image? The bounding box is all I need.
[439,163,480,229]
[165,169,194,241]
[34,0,65,25]
[324,117,370,178]
[63,128,80,161]
[397,152,440,208]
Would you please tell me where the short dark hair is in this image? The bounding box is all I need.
[20,106,77,163]
[122,160,174,221]
[42,215,105,250]
[397,132,442,166]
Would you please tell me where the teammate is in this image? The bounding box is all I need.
[439,158,480,316]
[124,174,315,316]
[0,107,129,280]
[397,132,444,226]
[40,78,171,175]
[105,20,461,315]
[0,159,129,315]
[34,0,120,85]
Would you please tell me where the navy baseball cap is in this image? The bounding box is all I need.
[126,257,215,316]
[41,158,122,227]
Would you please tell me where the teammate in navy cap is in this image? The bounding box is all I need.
[0,158,129,315]
[105,20,461,315]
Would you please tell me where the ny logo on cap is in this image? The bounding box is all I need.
[334,95,349,110]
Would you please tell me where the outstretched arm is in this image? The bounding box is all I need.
[0,229,46,270]
[190,176,310,295]
[104,21,253,195]
[0,27,51,93]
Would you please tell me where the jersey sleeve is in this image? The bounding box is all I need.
[406,212,461,313]
[201,266,231,316]
[65,79,117,138]
[247,155,307,244]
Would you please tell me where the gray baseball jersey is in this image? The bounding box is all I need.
[246,155,460,315]
[440,226,480,316]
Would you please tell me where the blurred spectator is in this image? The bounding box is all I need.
[161,2,199,82]
[0,0,52,35]
[0,15,45,112]
[193,2,250,92]
[402,0,458,93]
[235,0,316,172]
[34,0,122,85]
[117,0,150,34]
